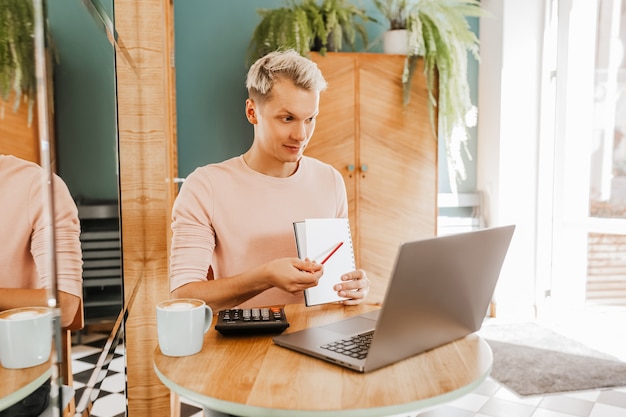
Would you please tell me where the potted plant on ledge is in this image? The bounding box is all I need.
[374,0,410,54]
[375,0,483,188]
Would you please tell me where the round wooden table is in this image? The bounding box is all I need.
[0,360,51,411]
[154,303,493,417]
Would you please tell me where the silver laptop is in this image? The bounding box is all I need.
[273,225,515,373]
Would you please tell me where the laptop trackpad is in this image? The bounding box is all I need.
[321,316,376,335]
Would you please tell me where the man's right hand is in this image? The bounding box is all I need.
[264,257,323,295]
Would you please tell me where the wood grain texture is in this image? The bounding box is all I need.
[154,303,492,415]
[0,359,50,404]
[114,0,177,414]
[309,53,437,303]
[308,53,358,249]
[0,92,40,163]
[0,50,58,167]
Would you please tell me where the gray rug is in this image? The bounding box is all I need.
[479,322,626,396]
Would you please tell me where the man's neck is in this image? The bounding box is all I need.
[242,151,299,178]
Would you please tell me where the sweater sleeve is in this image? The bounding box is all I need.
[30,172,83,298]
[169,169,216,291]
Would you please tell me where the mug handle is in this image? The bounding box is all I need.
[203,305,213,334]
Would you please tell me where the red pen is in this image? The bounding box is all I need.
[320,242,344,265]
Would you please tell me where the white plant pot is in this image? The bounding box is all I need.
[383,29,408,55]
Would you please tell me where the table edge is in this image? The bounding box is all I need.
[154,337,494,417]
[0,368,52,411]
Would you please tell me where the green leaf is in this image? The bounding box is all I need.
[247,0,374,60]
[399,0,484,185]
[0,0,37,113]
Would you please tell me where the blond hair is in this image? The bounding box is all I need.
[246,50,327,103]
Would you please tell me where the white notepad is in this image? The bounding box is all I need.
[293,218,356,306]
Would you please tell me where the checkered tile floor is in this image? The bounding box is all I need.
[70,331,205,417]
[71,311,626,417]
[71,332,128,417]
[414,380,626,417]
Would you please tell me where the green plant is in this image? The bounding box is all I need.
[315,0,374,53]
[0,0,36,118]
[375,0,483,186]
[247,0,375,64]
[373,0,410,30]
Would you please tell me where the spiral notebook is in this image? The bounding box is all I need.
[293,218,356,306]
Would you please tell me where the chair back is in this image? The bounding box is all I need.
[60,300,84,416]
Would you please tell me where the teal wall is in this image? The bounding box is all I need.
[48,0,118,201]
[173,0,284,177]
[173,0,479,194]
[173,0,387,177]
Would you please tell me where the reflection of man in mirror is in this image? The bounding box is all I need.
[169,50,369,311]
[0,154,83,325]
[0,154,83,416]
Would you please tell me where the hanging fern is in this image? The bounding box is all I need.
[0,0,36,118]
[402,0,483,186]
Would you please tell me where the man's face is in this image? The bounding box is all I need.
[246,79,320,164]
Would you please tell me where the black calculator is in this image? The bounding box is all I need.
[215,307,289,336]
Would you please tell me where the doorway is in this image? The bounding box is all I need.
[546,0,626,315]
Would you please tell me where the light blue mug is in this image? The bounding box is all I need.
[156,299,213,357]
[0,306,52,369]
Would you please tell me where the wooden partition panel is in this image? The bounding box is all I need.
[115,0,177,415]
[308,53,437,303]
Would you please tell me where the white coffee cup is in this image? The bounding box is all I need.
[156,298,213,357]
[0,306,52,369]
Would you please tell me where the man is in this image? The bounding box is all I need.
[170,49,369,310]
[0,154,83,416]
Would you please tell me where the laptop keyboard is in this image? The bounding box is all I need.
[320,332,374,360]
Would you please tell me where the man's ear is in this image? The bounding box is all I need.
[245,99,258,124]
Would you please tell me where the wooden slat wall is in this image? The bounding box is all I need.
[114,0,178,414]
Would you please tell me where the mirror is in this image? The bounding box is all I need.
[0,0,123,416]
[0,0,83,415]
[45,0,125,415]
[0,1,62,415]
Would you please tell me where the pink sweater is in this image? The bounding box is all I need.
[0,155,82,297]
[169,155,348,308]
